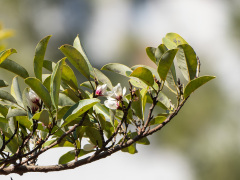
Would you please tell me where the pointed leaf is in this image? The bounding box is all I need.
[59,44,90,80]
[62,98,100,127]
[34,35,51,81]
[162,33,188,49]
[184,76,216,98]
[61,88,80,103]
[176,44,198,81]
[0,104,8,117]
[155,44,168,64]
[85,126,102,148]
[50,58,65,109]
[57,106,71,120]
[131,65,160,81]
[11,76,23,106]
[93,68,112,90]
[73,35,94,74]
[157,92,171,110]
[0,48,17,64]
[101,63,132,77]
[157,49,178,81]
[6,108,27,118]
[25,77,52,109]
[16,116,33,130]
[0,79,8,88]
[43,74,51,92]
[150,116,166,126]
[62,63,78,90]
[32,109,49,126]
[43,59,56,72]
[130,67,154,86]
[129,89,143,119]
[146,47,156,63]
[0,90,17,104]
[58,149,93,164]
[44,60,79,90]
[166,62,177,88]
[0,59,29,78]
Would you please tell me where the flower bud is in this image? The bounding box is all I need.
[25,89,41,114]
[95,84,108,96]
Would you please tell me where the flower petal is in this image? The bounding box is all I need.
[104,98,118,109]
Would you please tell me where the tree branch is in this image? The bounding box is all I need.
[0,97,188,175]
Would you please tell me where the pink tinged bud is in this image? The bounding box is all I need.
[95,84,107,96]
[26,89,41,114]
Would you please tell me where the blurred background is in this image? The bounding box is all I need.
[1,0,240,179]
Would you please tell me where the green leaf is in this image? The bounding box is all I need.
[0,104,8,117]
[44,60,79,90]
[155,44,168,64]
[80,81,95,89]
[58,93,75,107]
[140,88,148,119]
[11,76,23,106]
[184,76,216,99]
[93,68,112,90]
[121,143,138,154]
[101,63,132,77]
[25,77,52,109]
[150,116,166,126]
[62,63,78,90]
[165,62,178,92]
[43,139,75,148]
[57,106,71,120]
[0,79,8,88]
[34,35,51,81]
[85,126,102,148]
[130,67,154,86]
[43,74,51,92]
[131,65,160,81]
[32,109,49,126]
[50,58,65,109]
[15,116,33,130]
[128,89,143,119]
[62,98,100,127]
[0,48,17,64]
[146,47,156,63]
[0,90,17,104]
[0,59,29,78]
[58,149,93,164]
[73,35,94,74]
[157,49,178,81]
[59,44,90,80]
[176,44,198,81]
[130,132,150,145]
[157,92,171,110]
[93,103,110,119]
[129,79,148,89]
[6,108,27,118]
[43,59,56,71]
[61,88,80,103]
[162,33,188,49]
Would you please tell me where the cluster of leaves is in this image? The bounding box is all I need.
[0,33,215,174]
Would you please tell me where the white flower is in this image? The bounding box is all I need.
[108,83,126,101]
[104,97,119,110]
[95,84,108,96]
[25,89,41,114]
